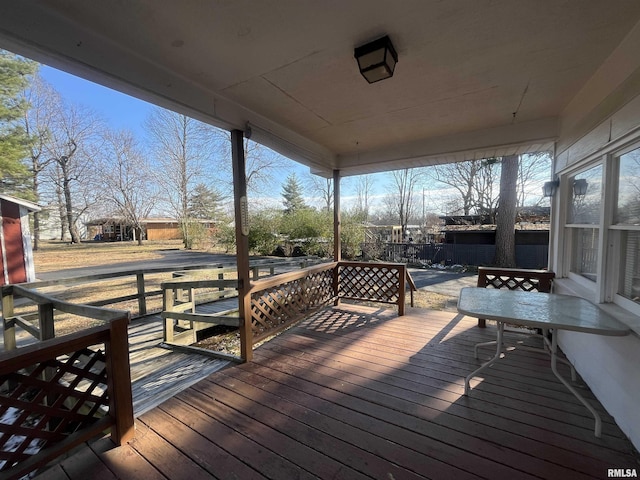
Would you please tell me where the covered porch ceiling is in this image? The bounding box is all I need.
[2,1,640,177]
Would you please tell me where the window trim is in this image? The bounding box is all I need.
[558,144,640,318]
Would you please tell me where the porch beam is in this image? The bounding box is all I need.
[231,129,253,362]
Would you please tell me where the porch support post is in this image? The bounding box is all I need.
[231,129,253,362]
[333,169,341,305]
[333,169,341,262]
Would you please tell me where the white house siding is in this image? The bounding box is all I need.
[551,20,640,450]
[554,283,640,449]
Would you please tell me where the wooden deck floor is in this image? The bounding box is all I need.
[39,304,639,480]
[128,299,237,415]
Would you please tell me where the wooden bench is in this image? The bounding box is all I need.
[476,267,555,327]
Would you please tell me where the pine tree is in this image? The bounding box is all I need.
[281,173,306,214]
[0,50,38,194]
[188,183,224,219]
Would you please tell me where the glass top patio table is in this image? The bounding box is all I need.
[457,287,630,437]
[457,287,631,335]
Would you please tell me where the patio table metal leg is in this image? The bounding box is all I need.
[549,331,602,437]
[465,321,504,395]
[541,331,577,382]
[475,329,577,382]
[473,339,500,359]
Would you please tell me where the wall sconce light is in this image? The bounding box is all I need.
[573,178,588,196]
[354,35,398,84]
[542,180,559,197]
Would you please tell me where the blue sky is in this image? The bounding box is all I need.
[41,66,154,138]
[39,65,378,207]
[39,65,327,199]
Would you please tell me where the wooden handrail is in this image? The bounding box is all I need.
[248,261,336,293]
[8,285,128,322]
[245,261,408,354]
[406,270,417,308]
[161,279,239,290]
[0,314,133,480]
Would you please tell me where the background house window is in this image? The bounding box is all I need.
[567,164,602,282]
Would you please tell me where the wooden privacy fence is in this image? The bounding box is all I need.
[372,242,550,270]
[0,285,133,480]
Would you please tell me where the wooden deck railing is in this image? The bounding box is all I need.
[476,267,555,327]
[248,261,410,346]
[161,277,241,353]
[161,260,415,359]
[338,261,408,315]
[160,258,319,359]
[12,257,319,323]
[249,262,337,344]
[0,285,133,480]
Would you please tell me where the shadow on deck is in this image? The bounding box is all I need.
[38,304,639,479]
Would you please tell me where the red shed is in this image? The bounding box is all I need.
[0,194,41,286]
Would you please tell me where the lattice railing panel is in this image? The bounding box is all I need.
[485,275,542,291]
[251,268,335,342]
[338,264,401,303]
[0,346,109,475]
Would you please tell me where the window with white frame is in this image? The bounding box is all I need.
[612,146,640,306]
[562,143,640,314]
[566,164,602,283]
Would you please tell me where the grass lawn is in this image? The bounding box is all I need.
[33,239,187,272]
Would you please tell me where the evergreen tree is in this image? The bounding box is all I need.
[188,183,224,219]
[281,173,306,214]
[0,50,37,194]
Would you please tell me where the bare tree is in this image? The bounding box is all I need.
[22,73,57,249]
[384,168,422,239]
[306,175,333,212]
[517,152,552,208]
[97,129,156,245]
[145,108,219,247]
[45,98,103,243]
[215,134,290,204]
[493,155,519,267]
[475,160,499,220]
[430,160,499,218]
[355,174,374,220]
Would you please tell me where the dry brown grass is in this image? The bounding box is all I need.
[33,239,185,272]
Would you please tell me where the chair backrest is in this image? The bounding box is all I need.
[475,267,555,327]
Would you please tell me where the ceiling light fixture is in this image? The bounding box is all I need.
[354,35,398,84]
